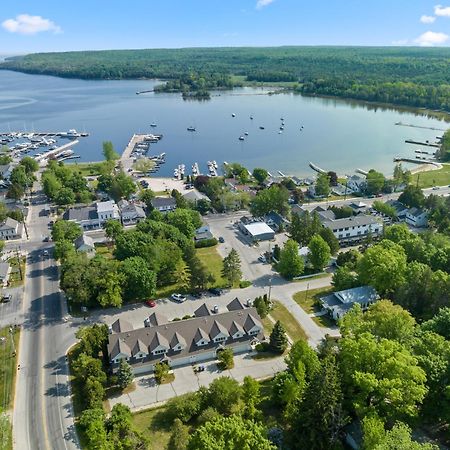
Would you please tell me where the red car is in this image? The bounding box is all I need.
[146,300,156,307]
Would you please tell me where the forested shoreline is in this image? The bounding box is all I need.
[2,46,450,110]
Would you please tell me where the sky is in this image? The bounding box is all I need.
[1,0,450,54]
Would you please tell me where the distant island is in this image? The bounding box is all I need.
[2,46,450,111]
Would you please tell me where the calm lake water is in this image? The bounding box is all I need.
[0,70,448,177]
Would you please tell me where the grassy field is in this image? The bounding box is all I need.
[7,256,25,288]
[412,163,450,188]
[0,326,20,410]
[0,412,12,450]
[312,314,336,328]
[194,246,226,287]
[270,301,307,341]
[132,407,173,450]
[67,161,104,177]
[293,286,333,314]
[94,243,114,259]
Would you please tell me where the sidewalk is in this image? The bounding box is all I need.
[108,352,286,413]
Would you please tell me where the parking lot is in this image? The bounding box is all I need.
[107,352,286,413]
[0,286,24,328]
[94,285,270,330]
[204,212,288,284]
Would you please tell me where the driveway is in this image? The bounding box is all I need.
[108,352,286,413]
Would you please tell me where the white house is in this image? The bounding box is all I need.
[107,299,263,375]
[320,286,379,321]
[405,207,428,228]
[151,197,177,213]
[346,175,366,193]
[118,200,146,225]
[74,234,96,256]
[0,262,11,287]
[322,215,383,244]
[0,217,20,240]
[63,200,120,230]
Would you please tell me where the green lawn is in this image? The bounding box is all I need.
[195,246,226,287]
[312,314,336,328]
[270,301,307,341]
[293,286,333,314]
[0,326,20,409]
[94,243,114,259]
[67,161,105,177]
[7,256,25,287]
[412,163,450,188]
[0,412,12,450]
[132,407,173,450]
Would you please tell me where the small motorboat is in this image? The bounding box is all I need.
[150,123,157,127]
[244,131,249,136]
[259,126,265,130]
[187,126,196,132]
[239,136,245,141]
[232,113,236,117]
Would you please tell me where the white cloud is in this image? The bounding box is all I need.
[420,15,436,23]
[256,0,275,10]
[434,4,450,16]
[414,30,449,46]
[1,14,61,35]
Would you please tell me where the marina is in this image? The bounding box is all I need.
[0,71,448,177]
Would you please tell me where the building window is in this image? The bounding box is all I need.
[214,336,227,343]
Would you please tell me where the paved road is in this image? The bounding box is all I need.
[12,180,79,450]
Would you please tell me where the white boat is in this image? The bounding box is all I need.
[150,123,157,127]
[187,126,196,132]
[244,131,249,136]
[239,136,245,141]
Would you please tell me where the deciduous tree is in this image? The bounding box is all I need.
[278,239,304,279]
[308,235,331,271]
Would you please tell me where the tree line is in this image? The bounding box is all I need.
[3,46,450,111]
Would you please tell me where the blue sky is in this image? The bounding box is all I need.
[1,0,450,53]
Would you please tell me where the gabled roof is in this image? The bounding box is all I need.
[0,217,18,230]
[227,297,246,311]
[171,332,187,349]
[74,234,95,250]
[151,197,176,208]
[194,304,211,317]
[407,207,426,217]
[0,262,10,279]
[210,320,229,339]
[323,214,381,231]
[110,339,131,359]
[230,321,245,336]
[149,331,170,351]
[111,318,134,334]
[194,327,210,344]
[335,286,378,304]
[132,339,148,356]
[96,200,117,213]
[183,190,210,202]
[244,314,262,333]
[146,312,168,327]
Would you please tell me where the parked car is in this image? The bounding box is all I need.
[218,236,225,243]
[171,293,187,303]
[194,364,205,373]
[191,292,204,299]
[1,294,12,303]
[212,305,219,313]
[258,255,266,263]
[246,298,253,307]
[43,236,51,242]
[432,186,439,190]
[146,299,156,307]
[208,288,223,296]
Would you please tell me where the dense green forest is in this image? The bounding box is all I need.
[2,46,450,110]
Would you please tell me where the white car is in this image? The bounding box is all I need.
[258,255,266,263]
[171,293,187,303]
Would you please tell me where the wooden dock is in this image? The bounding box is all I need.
[393,157,440,167]
[309,162,326,174]
[405,139,440,148]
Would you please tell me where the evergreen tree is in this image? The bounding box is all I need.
[168,418,190,450]
[222,248,242,287]
[269,321,288,354]
[117,359,133,389]
[290,355,347,450]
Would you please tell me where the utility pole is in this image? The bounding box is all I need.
[9,325,16,356]
[15,246,23,281]
[268,277,273,303]
[304,282,310,304]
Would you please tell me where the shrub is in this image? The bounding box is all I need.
[194,238,218,248]
[239,280,252,288]
[255,342,270,353]
[166,392,203,423]
[217,348,234,370]
[154,362,170,384]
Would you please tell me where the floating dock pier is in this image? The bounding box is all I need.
[405,139,440,148]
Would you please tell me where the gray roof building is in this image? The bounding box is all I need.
[320,286,379,320]
[110,318,134,334]
[183,190,210,203]
[107,304,264,370]
[74,234,95,252]
[151,197,177,211]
